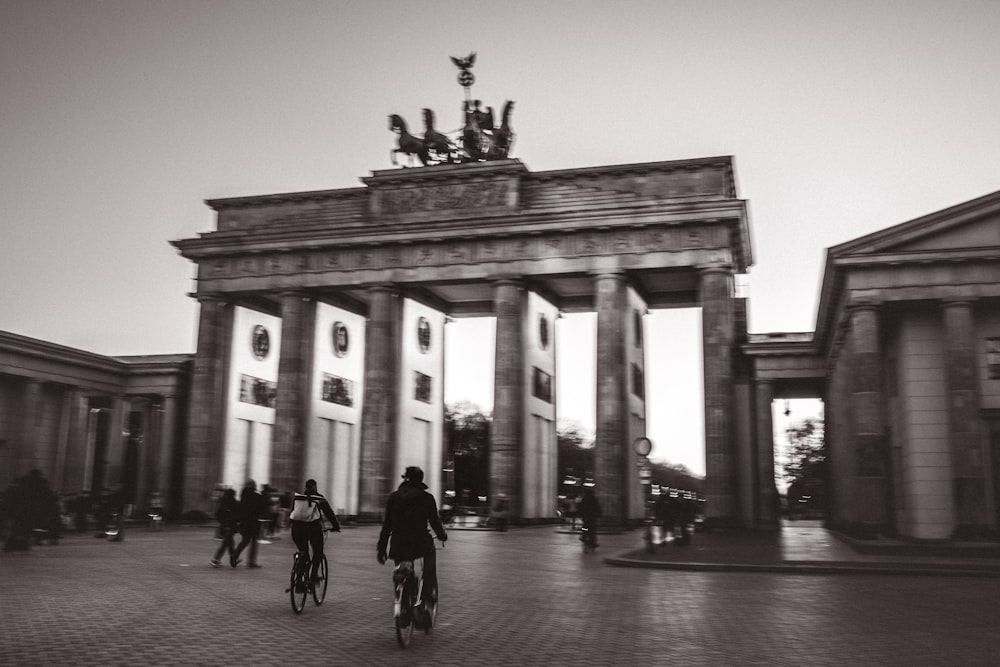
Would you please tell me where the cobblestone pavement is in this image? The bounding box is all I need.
[3,525,1000,666]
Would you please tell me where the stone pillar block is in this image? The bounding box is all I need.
[847,305,890,532]
[699,266,737,524]
[942,300,988,532]
[754,379,779,527]
[182,296,230,514]
[593,272,628,523]
[359,285,402,518]
[272,292,314,494]
[491,278,525,514]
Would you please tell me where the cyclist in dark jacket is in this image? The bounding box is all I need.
[377,466,447,604]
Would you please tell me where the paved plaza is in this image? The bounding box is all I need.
[3,523,1000,666]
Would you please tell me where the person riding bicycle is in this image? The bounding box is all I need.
[376,466,447,606]
[289,479,340,585]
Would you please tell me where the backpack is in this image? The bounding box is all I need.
[289,494,322,522]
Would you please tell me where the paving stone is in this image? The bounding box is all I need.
[1,525,999,665]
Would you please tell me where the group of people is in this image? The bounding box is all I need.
[653,489,698,546]
[211,479,275,567]
[210,466,448,608]
[1,469,62,551]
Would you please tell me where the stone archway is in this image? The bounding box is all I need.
[174,157,752,523]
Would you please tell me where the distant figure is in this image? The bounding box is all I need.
[262,484,280,539]
[104,484,125,542]
[566,494,579,530]
[231,479,265,567]
[578,486,601,549]
[491,493,510,532]
[147,490,165,530]
[654,490,675,546]
[676,492,696,547]
[210,488,239,568]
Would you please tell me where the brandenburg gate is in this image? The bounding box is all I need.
[173,156,752,524]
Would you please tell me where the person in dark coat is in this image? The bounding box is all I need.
[578,486,601,548]
[377,466,448,605]
[210,488,239,567]
[231,479,265,567]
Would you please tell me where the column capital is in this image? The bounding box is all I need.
[193,292,226,304]
[492,275,525,287]
[941,297,976,308]
[366,283,399,296]
[846,298,881,314]
[589,270,627,283]
[697,263,733,276]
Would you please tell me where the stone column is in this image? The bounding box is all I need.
[106,395,127,492]
[700,266,737,525]
[17,379,42,474]
[53,387,75,492]
[593,271,628,523]
[491,278,525,514]
[64,390,88,493]
[848,303,891,533]
[182,296,230,514]
[754,379,779,527]
[942,300,987,532]
[157,395,178,496]
[272,291,314,494]
[359,285,402,518]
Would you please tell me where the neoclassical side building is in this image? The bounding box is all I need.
[2,157,997,540]
[0,332,189,516]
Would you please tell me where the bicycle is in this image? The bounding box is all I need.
[286,527,330,614]
[392,540,442,649]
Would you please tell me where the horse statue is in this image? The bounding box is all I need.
[389,114,429,167]
[422,108,457,163]
[488,100,515,160]
[461,100,490,161]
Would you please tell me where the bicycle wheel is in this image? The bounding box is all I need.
[394,579,414,648]
[423,582,438,635]
[312,554,328,605]
[290,555,308,614]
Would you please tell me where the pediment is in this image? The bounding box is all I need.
[832,190,1000,258]
[885,212,1000,253]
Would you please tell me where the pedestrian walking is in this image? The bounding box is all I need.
[491,493,510,532]
[210,488,239,567]
[676,492,696,547]
[231,479,265,568]
[578,485,601,549]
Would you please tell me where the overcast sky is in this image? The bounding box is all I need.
[3,1,999,475]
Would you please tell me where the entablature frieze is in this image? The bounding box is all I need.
[194,224,736,291]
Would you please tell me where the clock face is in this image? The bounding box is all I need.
[251,325,270,360]
[332,321,349,357]
[539,313,550,350]
[417,316,431,354]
